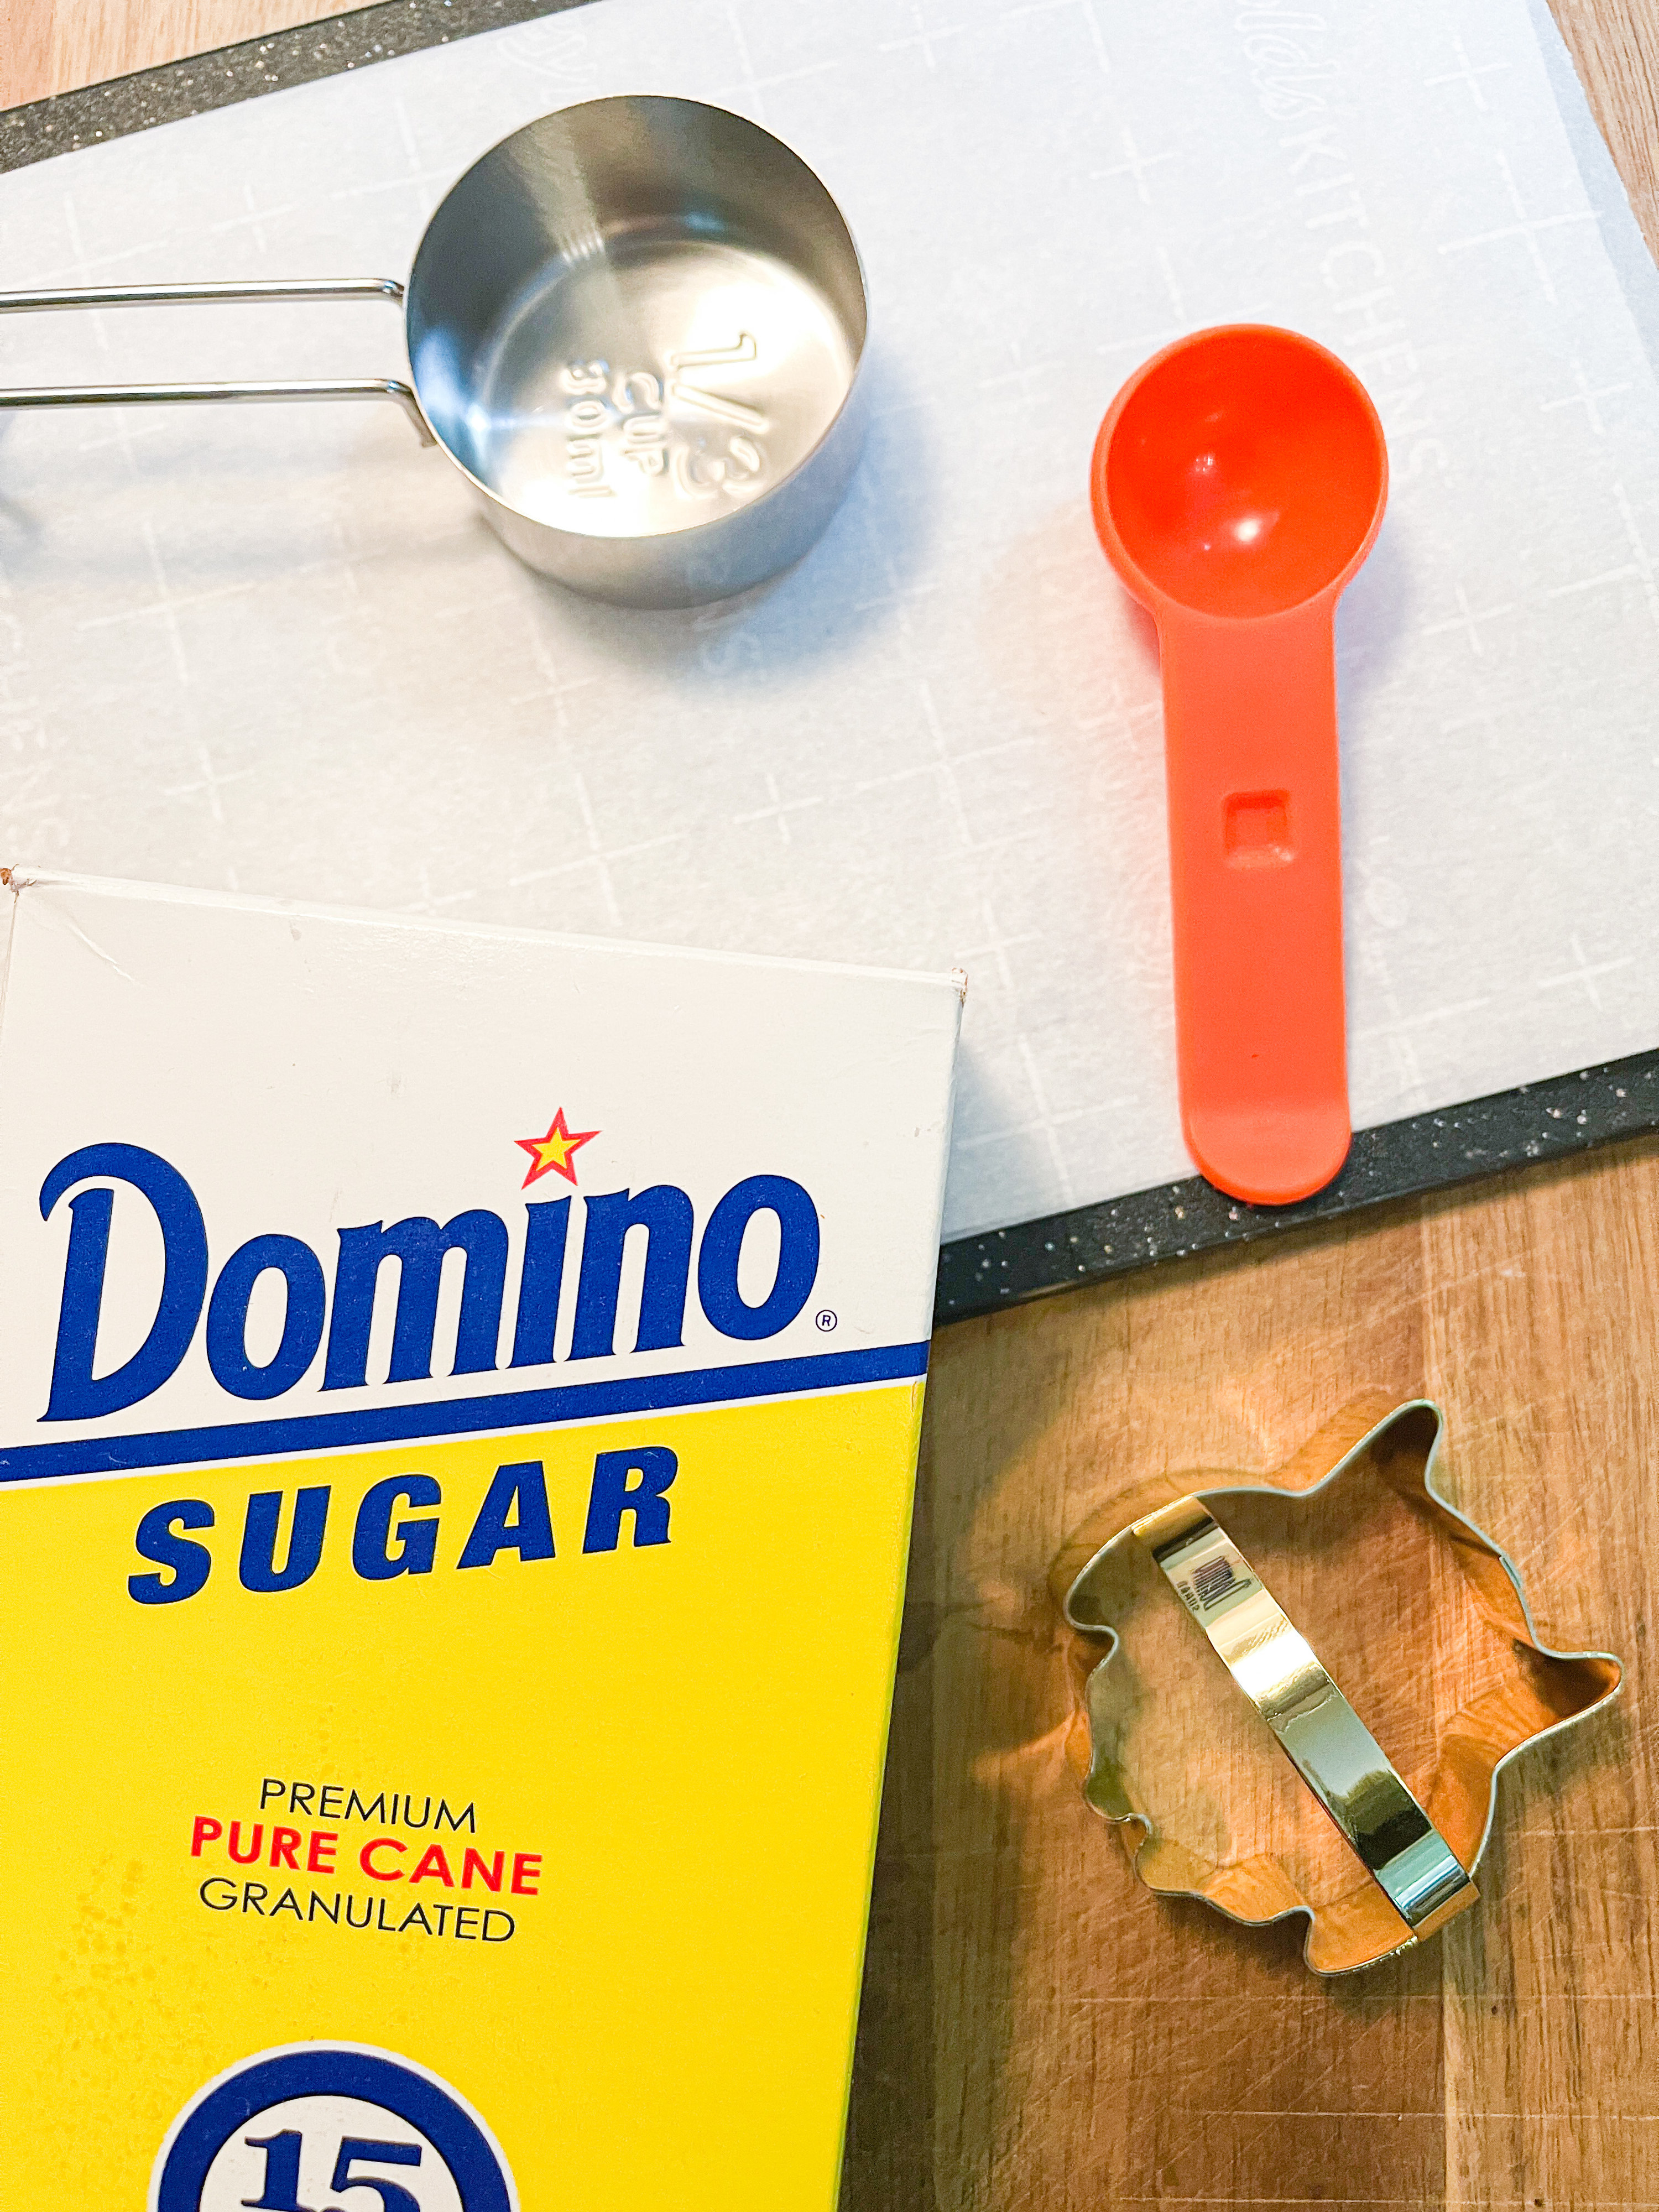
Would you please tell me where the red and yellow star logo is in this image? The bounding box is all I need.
[515,1107,600,1189]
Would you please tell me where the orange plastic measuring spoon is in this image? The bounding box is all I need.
[1091,324,1387,1206]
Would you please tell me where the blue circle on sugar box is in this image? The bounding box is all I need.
[153,2044,516,2212]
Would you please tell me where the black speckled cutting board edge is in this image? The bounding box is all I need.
[6,0,1657,1323]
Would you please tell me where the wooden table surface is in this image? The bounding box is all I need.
[6,3,1659,2204]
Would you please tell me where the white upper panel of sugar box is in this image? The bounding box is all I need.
[0,873,959,1444]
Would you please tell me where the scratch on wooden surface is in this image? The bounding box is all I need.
[1150,2017,1310,2174]
[1517,1824,1659,1835]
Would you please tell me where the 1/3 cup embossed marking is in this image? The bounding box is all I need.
[557,337,770,503]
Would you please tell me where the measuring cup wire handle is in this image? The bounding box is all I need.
[0,279,432,444]
[0,279,405,311]
[0,377,432,444]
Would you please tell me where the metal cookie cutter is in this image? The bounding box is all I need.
[1057,1397,1623,1975]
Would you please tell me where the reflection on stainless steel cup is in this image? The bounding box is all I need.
[0,97,869,609]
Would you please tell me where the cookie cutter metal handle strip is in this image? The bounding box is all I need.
[1134,1496,1478,1938]
[0,280,433,445]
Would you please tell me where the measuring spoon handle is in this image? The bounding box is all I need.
[1157,594,1350,1204]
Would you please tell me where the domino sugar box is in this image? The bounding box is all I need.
[0,868,962,2212]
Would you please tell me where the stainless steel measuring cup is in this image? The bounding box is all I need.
[0,96,870,609]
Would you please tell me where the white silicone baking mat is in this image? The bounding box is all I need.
[1,0,1657,1240]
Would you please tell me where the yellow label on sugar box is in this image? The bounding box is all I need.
[0,872,960,2211]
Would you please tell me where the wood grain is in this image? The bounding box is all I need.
[850,1141,1658,2207]
[1551,0,1659,256]
[0,0,371,111]
[5,0,1659,2205]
